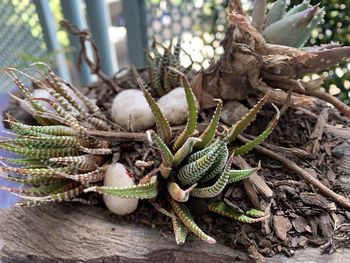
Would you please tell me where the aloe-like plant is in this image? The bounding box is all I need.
[197,0,350,117]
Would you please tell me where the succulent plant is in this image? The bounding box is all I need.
[0,65,112,207]
[85,68,279,245]
[198,0,350,117]
[146,38,192,96]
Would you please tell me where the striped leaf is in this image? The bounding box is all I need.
[233,105,280,156]
[171,69,198,151]
[84,176,158,199]
[209,201,268,223]
[138,78,172,143]
[170,199,216,244]
[226,92,271,143]
[195,99,222,150]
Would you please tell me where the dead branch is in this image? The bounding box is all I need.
[60,20,120,91]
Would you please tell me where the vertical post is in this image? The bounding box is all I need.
[33,0,71,82]
[60,0,92,85]
[85,0,118,77]
[122,0,148,68]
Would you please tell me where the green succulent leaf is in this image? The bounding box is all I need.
[227,167,257,184]
[252,0,267,31]
[138,78,172,143]
[191,166,230,199]
[172,217,188,245]
[195,99,222,150]
[170,199,216,244]
[263,5,319,47]
[294,7,324,48]
[188,139,220,163]
[200,144,228,183]
[170,69,198,151]
[177,139,224,185]
[226,92,271,144]
[246,208,266,218]
[233,105,280,156]
[209,201,268,223]
[0,142,79,159]
[147,54,165,96]
[264,0,287,28]
[84,176,158,199]
[147,130,173,178]
[284,0,311,17]
[173,137,201,168]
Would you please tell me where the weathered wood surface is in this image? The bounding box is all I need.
[0,204,348,263]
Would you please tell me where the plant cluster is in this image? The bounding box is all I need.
[0,65,112,207]
[146,38,192,96]
[86,68,279,244]
[0,64,278,244]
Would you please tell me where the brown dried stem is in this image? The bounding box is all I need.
[60,20,119,91]
[86,130,147,142]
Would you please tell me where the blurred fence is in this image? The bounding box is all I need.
[0,0,48,92]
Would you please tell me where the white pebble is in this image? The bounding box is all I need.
[103,162,138,215]
[110,89,155,131]
[158,87,194,125]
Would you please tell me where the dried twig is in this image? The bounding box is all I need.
[60,20,119,91]
[237,134,350,210]
[308,108,329,154]
[86,130,147,142]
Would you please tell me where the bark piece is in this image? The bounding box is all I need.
[0,204,253,263]
[273,215,292,241]
[292,216,311,234]
[308,108,329,154]
[221,100,250,126]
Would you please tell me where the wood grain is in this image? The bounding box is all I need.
[0,204,252,263]
[0,204,348,263]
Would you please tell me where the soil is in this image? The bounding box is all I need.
[3,69,350,262]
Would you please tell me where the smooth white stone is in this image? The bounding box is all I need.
[103,162,138,215]
[110,89,155,131]
[157,87,189,125]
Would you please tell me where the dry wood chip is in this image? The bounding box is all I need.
[292,216,311,233]
[319,212,334,239]
[273,215,292,241]
[300,192,331,211]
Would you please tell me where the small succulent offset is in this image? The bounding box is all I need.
[146,38,192,96]
[0,65,112,207]
[85,67,279,245]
